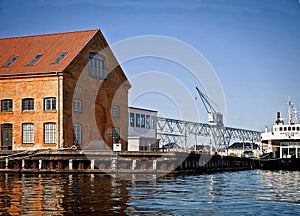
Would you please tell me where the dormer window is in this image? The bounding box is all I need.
[89,53,106,79]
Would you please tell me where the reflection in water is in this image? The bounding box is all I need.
[0,173,129,215]
[0,170,299,215]
[257,170,300,203]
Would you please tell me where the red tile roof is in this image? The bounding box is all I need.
[0,29,99,75]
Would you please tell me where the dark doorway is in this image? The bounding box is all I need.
[1,124,12,150]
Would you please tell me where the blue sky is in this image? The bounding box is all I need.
[1,0,300,131]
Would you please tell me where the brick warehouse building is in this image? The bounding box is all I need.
[0,29,130,151]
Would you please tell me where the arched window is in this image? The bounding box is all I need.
[75,85,80,94]
[89,53,105,79]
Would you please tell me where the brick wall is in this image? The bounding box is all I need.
[0,74,63,150]
[63,32,130,150]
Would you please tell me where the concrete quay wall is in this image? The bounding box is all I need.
[0,150,255,174]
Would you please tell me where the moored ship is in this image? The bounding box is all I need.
[259,98,300,170]
[261,98,300,158]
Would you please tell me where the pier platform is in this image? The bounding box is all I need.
[0,150,255,174]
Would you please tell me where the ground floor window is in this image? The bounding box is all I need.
[73,124,82,145]
[280,142,300,158]
[112,128,120,144]
[22,123,34,144]
[1,124,12,150]
[44,123,56,144]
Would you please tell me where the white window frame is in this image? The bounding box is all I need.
[44,122,56,144]
[22,123,34,144]
[44,97,56,111]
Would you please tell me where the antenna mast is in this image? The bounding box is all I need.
[287,97,298,124]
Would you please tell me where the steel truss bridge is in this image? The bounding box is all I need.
[156,117,261,152]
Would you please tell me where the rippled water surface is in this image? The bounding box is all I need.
[0,170,299,215]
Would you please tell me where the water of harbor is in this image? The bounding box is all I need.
[0,170,299,215]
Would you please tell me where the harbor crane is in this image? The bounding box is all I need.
[195,86,225,152]
[195,87,223,127]
[155,87,261,154]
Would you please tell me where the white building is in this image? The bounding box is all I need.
[128,107,159,151]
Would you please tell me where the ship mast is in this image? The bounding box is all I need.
[287,97,298,124]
